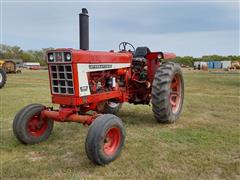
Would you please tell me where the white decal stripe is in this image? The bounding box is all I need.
[77,63,130,97]
[77,70,91,96]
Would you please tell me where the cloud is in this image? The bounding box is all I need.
[97,2,239,34]
[1,1,239,56]
[92,29,239,57]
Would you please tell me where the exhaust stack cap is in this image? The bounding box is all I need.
[82,8,88,14]
[79,8,89,50]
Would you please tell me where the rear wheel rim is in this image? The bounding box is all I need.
[170,74,182,114]
[107,101,119,108]
[103,127,121,156]
[27,113,48,137]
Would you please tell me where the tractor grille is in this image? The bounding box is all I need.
[49,64,74,95]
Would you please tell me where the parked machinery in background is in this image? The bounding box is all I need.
[2,60,16,73]
[229,61,240,71]
[0,59,22,73]
[13,8,184,165]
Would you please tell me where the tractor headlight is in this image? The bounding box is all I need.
[48,53,54,62]
[157,54,162,59]
[64,52,71,62]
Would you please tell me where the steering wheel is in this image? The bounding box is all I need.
[119,42,136,53]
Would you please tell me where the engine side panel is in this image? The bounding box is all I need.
[77,63,131,96]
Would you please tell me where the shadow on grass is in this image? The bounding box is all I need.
[118,104,170,127]
[3,104,176,178]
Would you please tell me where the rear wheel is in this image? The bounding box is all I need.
[13,104,54,144]
[98,100,122,115]
[85,114,125,165]
[0,69,7,89]
[151,62,184,123]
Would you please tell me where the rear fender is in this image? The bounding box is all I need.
[146,52,176,60]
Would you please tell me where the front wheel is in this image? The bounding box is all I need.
[13,104,54,144]
[151,62,184,123]
[85,114,125,165]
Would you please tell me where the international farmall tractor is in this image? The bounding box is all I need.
[13,9,184,165]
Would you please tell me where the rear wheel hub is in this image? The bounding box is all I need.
[170,74,182,114]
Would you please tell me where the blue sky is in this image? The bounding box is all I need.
[1,1,239,57]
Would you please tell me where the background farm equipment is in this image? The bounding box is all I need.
[228,61,240,71]
[0,59,22,73]
[13,8,184,165]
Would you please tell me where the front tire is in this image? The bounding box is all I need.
[151,62,184,123]
[85,114,125,165]
[13,104,54,144]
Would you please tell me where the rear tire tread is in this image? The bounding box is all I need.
[151,62,184,123]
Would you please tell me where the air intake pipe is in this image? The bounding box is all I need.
[79,8,89,50]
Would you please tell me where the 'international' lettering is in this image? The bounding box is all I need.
[89,65,112,69]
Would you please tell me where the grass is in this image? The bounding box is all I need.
[0,70,239,179]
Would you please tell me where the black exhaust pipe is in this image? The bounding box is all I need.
[79,8,89,50]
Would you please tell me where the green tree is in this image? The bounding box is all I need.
[4,46,23,59]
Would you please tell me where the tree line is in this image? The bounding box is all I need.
[0,44,53,66]
[171,55,240,67]
[0,44,239,67]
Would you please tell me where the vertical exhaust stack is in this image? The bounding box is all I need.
[79,8,89,50]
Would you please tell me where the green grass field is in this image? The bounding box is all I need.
[0,70,239,179]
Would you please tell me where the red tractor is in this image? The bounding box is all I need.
[13,8,184,165]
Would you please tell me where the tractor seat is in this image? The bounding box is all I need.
[134,47,151,58]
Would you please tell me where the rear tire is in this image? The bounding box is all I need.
[0,69,7,89]
[98,100,122,115]
[151,62,184,123]
[85,114,125,165]
[13,104,54,144]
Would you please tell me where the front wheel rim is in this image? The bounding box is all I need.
[27,113,48,137]
[170,74,182,114]
[103,127,121,156]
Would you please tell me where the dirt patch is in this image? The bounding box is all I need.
[26,151,46,162]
